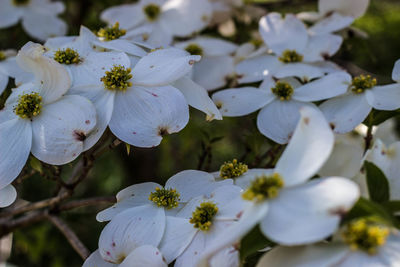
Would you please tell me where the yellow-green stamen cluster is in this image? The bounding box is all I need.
[242,173,284,202]
[149,187,180,209]
[14,92,42,119]
[97,22,126,41]
[350,75,377,94]
[0,51,6,61]
[185,44,203,56]
[342,218,390,255]
[219,159,248,179]
[190,202,218,231]
[53,48,82,65]
[12,0,30,6]
[278,50,303,63]
[143,4,161,21]
[101,65,133,91]
[271,81,294,101]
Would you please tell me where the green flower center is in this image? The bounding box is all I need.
[190,202,219,231]
[143,4,161,21]
[271,81,294,101]
[342,218,390,255]
[97,22,126,41]
[219,159,248,179]
[101,65,133,91]
[53,48,82,65]
[12,0,30,6]
[242,173,284,202]
[278,50,303,63]
[185,44,203,56]
[149,187,180,209]
[0,51,6,61]
[350,75,377,94]
[14,92,42,119]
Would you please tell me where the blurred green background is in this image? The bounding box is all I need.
[1,0,400,266]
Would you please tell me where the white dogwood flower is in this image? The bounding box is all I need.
[197,106,360,266]
[0,42,97,198]
[236,13,343,84]
[69,48,200,149]
[83,246,167,267]
[0,0,67,41]
[100,0,213,47]
[212,72,351,143]
[257,218,400,267]
[97,170,232,263]
[298,0,370,35]
[321,65,400,134]
[175,37,238,91]
[158,185,243,266]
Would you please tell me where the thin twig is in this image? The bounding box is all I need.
[58,196,116,212]
[48,215,90,260]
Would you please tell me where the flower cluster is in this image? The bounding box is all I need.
[2,0,400,266]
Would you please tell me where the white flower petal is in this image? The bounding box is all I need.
[259,13,308,55]
[319,0,370,18]
[68,85,115,151]
[159,216,197,263]
[0,73,8,95]
[0,185,17,208]
[309,13,354,35]
[119,245,167,267]
[0,118,32,190]
[96,182,160,222]
[256,243,349,267]
[16,42,71,104]
[175,37,237,57]
[83,249,117,267]
[99,204,165,264]
[293,72,351,102]
[379,234,400,264]
[22,13,67,41]
[274,63,325,81]
[209,246,239,267]
[165,170,232,202]
[196,202,269,267]
[275,106,334,186]
[193,56,234,91]
[211,185,244,220]
[320,93,372,133]
[235,55,281,84]
[31,95,96,165]
[132,48,200,86]
[365,84,400,111]
[173,77,222,121]
[257,100,316,144]
[212,87,273,117]
[93,40,147,57]
[337,251,384,266]
[392,59,400,82]
[109,85,189,147]
[0,0,23,27]
[261,177,359,245]
[161,0,213,37]
[100,4,145,30]
[302,34,343,62]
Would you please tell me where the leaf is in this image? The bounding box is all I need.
[29,156,43,174]
[342,197,397,227]
[240,225,274,261]
[364,161,390,203]
[382,201,400,213]
[370,109,400,126]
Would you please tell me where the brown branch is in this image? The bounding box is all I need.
[48,215,90,260]
[0,210,49,237]
[58,196,116,212]
[0,192,70,219]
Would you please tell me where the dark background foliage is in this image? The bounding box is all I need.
[1,0,400,266]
